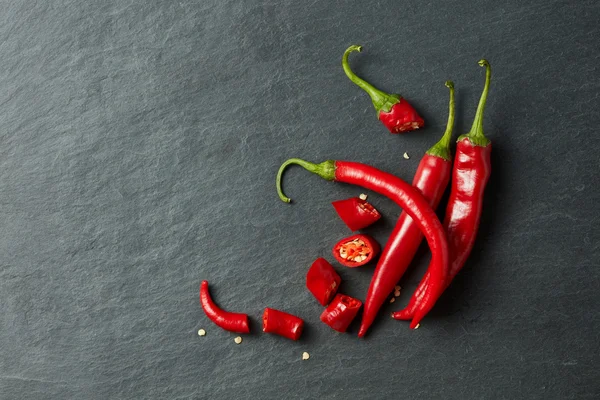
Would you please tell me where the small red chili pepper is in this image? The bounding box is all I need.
[393,60,493,321]
[262,308,304,340]
[342,45,424,134]
[277,157,449,329]
[320,294,362,333]
[358,81,455,337]
[199,280,250,334]
[332,234,380,268]
[306,257,341,306]
[332,193,381,231]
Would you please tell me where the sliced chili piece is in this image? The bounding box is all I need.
[199,280,250,334]
[393,60,493,322]
[262,308,304,341]
[333,234,380,268]
[332,194,381,231]
[320,294,362,332]
[306,257,341,306]
[277,158,449,329]
[342,45,424,134]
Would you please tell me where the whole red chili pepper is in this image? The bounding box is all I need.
[306,257,341,306]
[342,45,424,134]
[393,60,493,321]
[262,308,304,340]
[277,158,449,329]
[320,294,362,333]
[358,81,455,337]
[332,194,381,231]
[199,280,250,334]
[332,233,380,267]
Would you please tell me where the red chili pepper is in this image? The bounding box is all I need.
[332,233,380,267]
[358,82,455,337]
[332,194,381,231]
[199,280,250,334]
[393,60,493,321]
[320,294,362,332]
[277,158,449,329]
[306,257,341,306]
[262,308,304,340]
[342,45,424,134]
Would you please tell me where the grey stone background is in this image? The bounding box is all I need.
[1,0,598,399]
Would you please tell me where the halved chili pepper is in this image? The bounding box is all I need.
[277,158,449,329]
[393,60,493,321]
[342,45,424,133]
[262,308,304,340]
[199,280,250,334]
[320,294,362,332]
[306,257,341,306]
[332,193,381,231]
[333,234,380,267]
[358,81,455,337]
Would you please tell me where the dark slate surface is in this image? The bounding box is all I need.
[1,0,599,399]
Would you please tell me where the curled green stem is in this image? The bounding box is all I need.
[426,81,456,160]
[276,158,336,203]
[342,45,400,114]
[459,59,491,146]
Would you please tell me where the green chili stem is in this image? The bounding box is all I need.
[342,45,400,114]
[276,158,336,203]
[459,59,492,146]
[426,81,455,160]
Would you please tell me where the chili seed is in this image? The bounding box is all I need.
[234,336,243,344]
[359,193,367,200]
[302,352,310,360]
[389,297,395,303]
[403,152,410,160]
[198,329,206,336]
[394,290,401,297]
[395,285,401,291]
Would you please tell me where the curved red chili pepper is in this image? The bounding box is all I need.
[342,45,424,133]
[277,159,449,329]
[332,234,380,267]
[393,60,493,321]
[320,294,362,332]
[332,194,381,231]
[358,82,455,337]
[262,308,304,340]
[199,280,250,334]
[306,257,341,306]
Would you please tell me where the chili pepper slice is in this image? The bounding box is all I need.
[358,81,455,337]
[333,234,380,268]
[277,158,449,329]
[199,280,250,334]
[262,308,304,340]
[332,194,381,231]
[393,60,493,321]
[342,45,424,134]
[320,294,362,333]
[306,257,341,306]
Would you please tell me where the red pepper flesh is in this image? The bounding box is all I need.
[277,159,449,329]
[342,45,424,133]
[306,257,341,306]
[262,308,304,340]
[332,234,380,268]
[199,280,250,334]
[393,60,493,321]
[359,82,455,337]
[320,294,363,332]
[332,195,381,231]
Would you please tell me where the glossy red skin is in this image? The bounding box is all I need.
[333,161,449,329]
[199,280,250,334]
[393,139,492,320]
[358,155,451,337]
[379,99,425,134]
[332,233,380,268]
[320,294,362,332]
[262,308,304,340]
[306,257,341,306]
[332,196,381,231]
